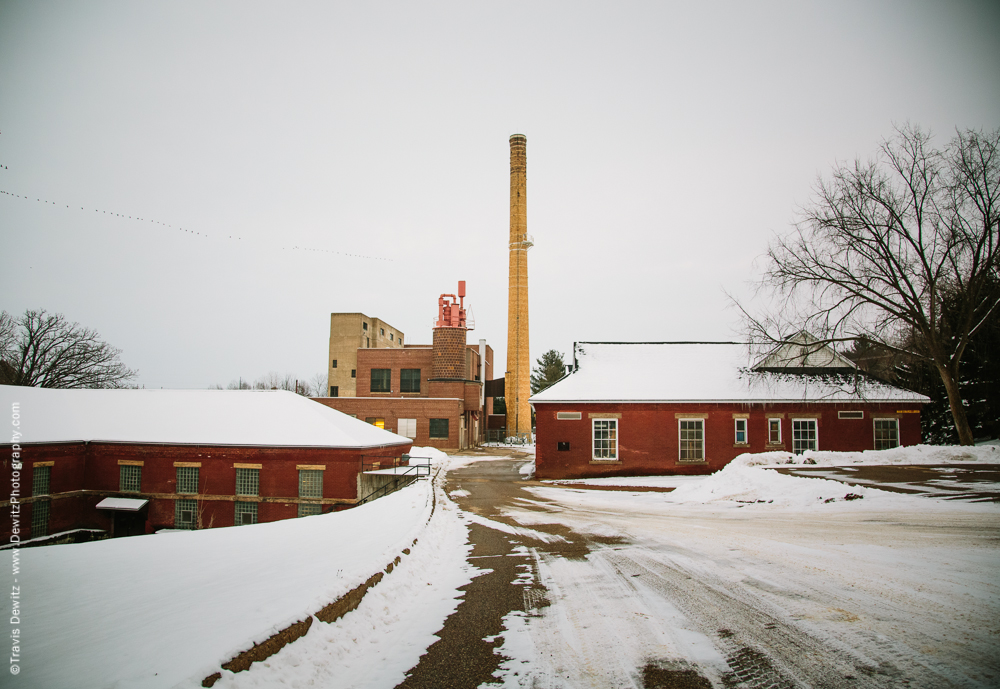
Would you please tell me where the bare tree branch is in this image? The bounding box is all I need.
[0,309,137,388]
[738,125,1000,445]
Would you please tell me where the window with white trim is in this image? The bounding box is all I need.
[175,499,197,529]
[235,468,259,496]
[592,419,618,460]
[120,465,142,493]
[235,501,258,525]
[679,419,704,461]
[792,419,818,454]
[768,418,782,444]
[398,418,417,439]
[734,418,748,445]
[873,418,899,450]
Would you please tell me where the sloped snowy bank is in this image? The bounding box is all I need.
[669,444,1000,508]
[3,450,449,689]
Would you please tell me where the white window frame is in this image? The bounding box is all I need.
[592,419,618,460]
[791,418,818,454]
[397,418,417,439]
[734,418,748,445]
[767,418,782,444]
[678,418,705,462]
[873,418,899,451]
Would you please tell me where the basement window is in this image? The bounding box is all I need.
[31,500,50,539]
[175,499,196,529]
[235,501,258,526]
[298,503,322,518]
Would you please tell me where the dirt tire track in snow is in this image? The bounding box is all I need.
[599,548,921,689]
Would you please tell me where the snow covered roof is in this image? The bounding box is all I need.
[0,386,411,448]
[530,342,929,404]
[96,498,148,511]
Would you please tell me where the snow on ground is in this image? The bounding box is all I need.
[490,446,1000,687]
[668,444,1000,508]
[3,456,446,689]
[206,465,478,689]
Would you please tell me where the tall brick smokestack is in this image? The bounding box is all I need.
[506,134,532,436]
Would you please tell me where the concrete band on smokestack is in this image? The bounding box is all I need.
[506,134,532,436]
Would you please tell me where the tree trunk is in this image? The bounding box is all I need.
[936,362,975,445]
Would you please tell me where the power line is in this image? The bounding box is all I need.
[0,188,393,262]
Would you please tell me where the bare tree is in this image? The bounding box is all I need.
[0,309,137,388]
[310,372,328,397]
[746,125,999,445]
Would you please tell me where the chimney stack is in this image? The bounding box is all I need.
[506,134,532,436]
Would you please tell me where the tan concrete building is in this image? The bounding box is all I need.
[328,314,404,397]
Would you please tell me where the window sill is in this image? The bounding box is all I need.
[765,443,785,449]
[733,443,749,449]
[678,460,708,465]
[590,459,621,465]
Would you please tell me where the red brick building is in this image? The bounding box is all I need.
[317,282,494,450]
[1,386,411,543]
[531,336,929,480]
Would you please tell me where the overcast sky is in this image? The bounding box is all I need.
[1,1,998,390]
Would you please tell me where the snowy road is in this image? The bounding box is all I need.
[440,457,999,688]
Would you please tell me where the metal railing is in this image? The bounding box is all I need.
[485,430,534,445]
[355,454,432,506]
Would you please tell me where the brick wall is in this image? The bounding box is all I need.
[534,401,924,480]
[356,348,434,397]
[432,328,467,378]
[0,441,409,540]
[314,397,465,450]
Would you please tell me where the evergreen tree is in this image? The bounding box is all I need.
[531,350,567,394]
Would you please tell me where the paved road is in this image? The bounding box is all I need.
[397,456,998,689]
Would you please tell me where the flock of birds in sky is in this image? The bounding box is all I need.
[0,187,394,261]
